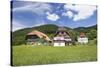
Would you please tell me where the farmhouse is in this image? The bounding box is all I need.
[26,30,51,45]
[78,32,88,44]
[53,27,72,46]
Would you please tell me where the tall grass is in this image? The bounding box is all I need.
[12,45,97,66]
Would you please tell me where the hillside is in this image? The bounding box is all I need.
[74,25,97,32]
[74,25,97,40]
[12,24,97,46]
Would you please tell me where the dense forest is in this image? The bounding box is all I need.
[12,24,97,46]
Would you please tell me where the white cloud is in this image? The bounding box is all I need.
[46,12,60,21]
[12,20,46,31]
[12,20,29,31]
[13,2,52,15]
[62,11,74,18]
[64,4,97,21]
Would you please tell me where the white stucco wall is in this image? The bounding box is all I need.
[78,37,88,44]
[54,42,65,46]
[65,39,71,41]
[54,37,64,40]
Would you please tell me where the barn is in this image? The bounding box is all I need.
[26,30,51,45]
[78,32,88,44]
[53,27,72,46]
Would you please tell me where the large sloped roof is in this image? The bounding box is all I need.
[27,30,51,41]
[58,27,66,31]
[79,32,86,37]
[54,27,71,37]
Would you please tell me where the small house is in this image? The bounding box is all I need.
[78,32,88,44]
[53,27,72,46]
[26,30,51,45]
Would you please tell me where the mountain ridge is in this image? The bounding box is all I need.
[12,24,97,46]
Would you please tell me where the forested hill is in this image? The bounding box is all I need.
[12,24,97,46]
[74,25,97,32]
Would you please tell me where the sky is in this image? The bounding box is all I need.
[11,1,97,31]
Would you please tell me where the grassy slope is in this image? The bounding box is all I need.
[12,45,97,66]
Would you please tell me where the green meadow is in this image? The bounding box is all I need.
[12,45,97,66]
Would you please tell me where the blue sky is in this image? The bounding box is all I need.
[12,1,97,31]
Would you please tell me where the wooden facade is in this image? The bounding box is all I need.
[53,27,72,46]
[26,30,51,45]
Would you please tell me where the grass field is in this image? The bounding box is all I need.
[12,45,97,66]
